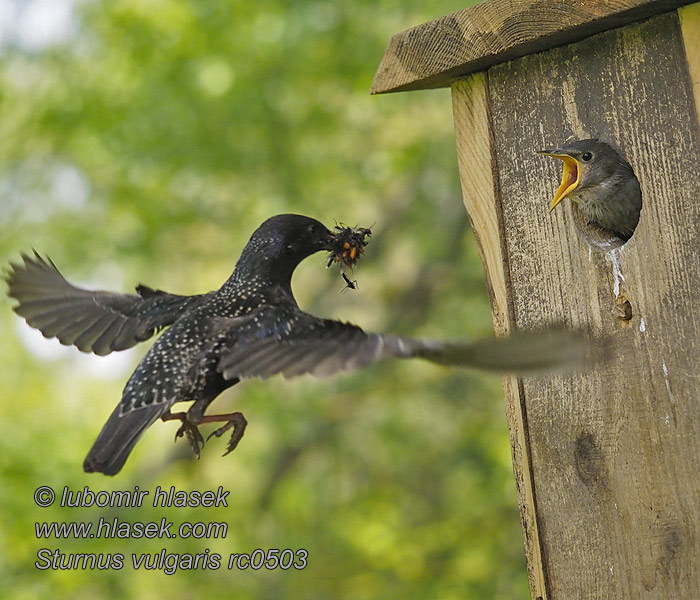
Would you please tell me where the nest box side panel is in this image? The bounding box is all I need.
[451,73,549,599]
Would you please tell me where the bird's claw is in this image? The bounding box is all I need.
[163,409,246,460]
[163,410,205,458]
[175,420,205,458]
[205,412,248,457]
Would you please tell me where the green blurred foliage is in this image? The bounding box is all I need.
[0,0,528,598]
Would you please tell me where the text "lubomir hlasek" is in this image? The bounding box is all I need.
[58,486,229,508]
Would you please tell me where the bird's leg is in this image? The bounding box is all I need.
[163,400,247,458]
[161,405,207,458]
[203,412,248,457]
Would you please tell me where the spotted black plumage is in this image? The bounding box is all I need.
[7,214,591,476]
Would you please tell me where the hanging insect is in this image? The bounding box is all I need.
[341,272,358,292]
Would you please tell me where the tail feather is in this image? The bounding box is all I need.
[83,404,165,475]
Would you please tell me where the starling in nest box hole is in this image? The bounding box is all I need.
[538,139,642,241]
[7,214,592,475]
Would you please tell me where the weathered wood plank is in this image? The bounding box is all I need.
[479,10,700,599]
[451,74,549,598]
[451,75,511,335]
[371,0,696,94]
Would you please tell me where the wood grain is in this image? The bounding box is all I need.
[371,0,696,94]
[451,75,511,335]
[452,74,548,598]
[479,10,700,599]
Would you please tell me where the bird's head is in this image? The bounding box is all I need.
[537,139,628,211]
[235,214,372,286]
[243,214,334,270]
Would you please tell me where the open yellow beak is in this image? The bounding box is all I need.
[537,152,581,211]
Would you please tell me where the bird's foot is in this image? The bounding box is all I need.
[162,408,247,459]
[204,412,248,457]
[176,420,206,458]
[162,411,206,458]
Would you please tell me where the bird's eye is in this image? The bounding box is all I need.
[581,152,593,162]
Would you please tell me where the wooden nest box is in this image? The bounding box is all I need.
[373,1,700,598]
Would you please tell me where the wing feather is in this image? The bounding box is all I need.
[6,251,212,354]
[216,307,386,381]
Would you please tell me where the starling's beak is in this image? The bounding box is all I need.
[537,151,581,211]
[321,231,336,252]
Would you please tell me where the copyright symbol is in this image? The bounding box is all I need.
[34,486,55,507]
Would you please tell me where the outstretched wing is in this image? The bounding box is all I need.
[6,252,213,355]
[216,305,592,381]
[216,307,386,380]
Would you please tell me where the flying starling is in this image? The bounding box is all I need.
[538,139,642,240]
[7,214,589,475]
